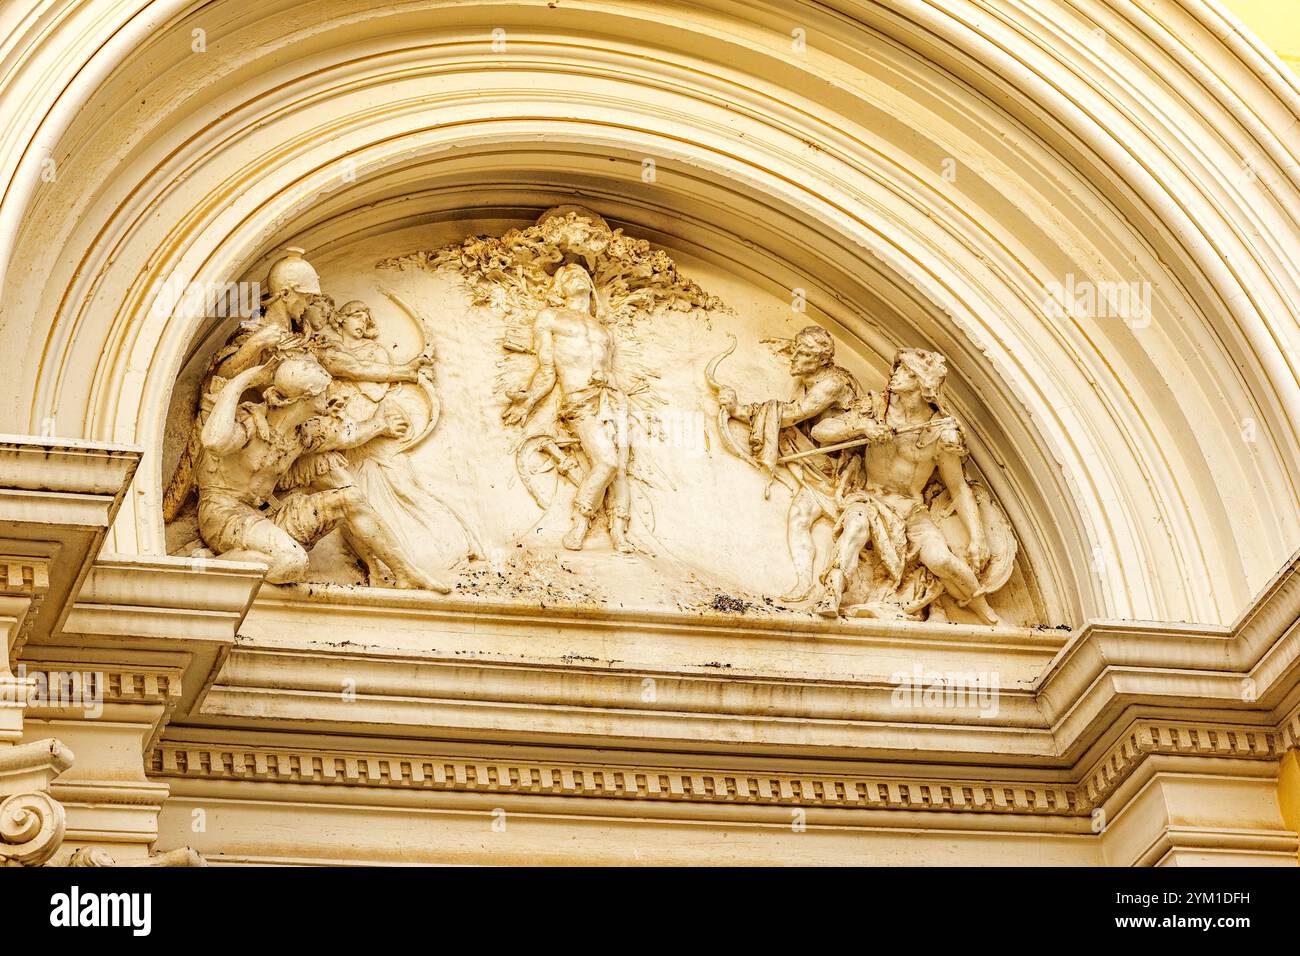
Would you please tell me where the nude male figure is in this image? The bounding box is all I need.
[717,326,862,600]
[195,355,449,592]
[501,263,633,553]
[810,348,998,624]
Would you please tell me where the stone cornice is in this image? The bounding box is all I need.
[1078,718,1283,811]
[0,437,140,661]
[43,553,263,735]
[199,552,1300,766]
[64,553,264,644]
[0,556,50,663]
[150,707,1297,822]
[260,582,1065,654]
[0,435,140,499]
[2,464,1295,839]
[150,741,1083,817]
[1035,547,1300,763]
[18,662,185,753]
[17,664,182,708]
[0,559,50,597]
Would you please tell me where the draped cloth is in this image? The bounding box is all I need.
[347,450,477,574]
[832,488,911,589]
[746,400,785,495]
[328,335,480,574]
[558,379,628,430]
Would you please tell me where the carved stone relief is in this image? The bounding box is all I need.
[163,206,1033,625]
[709,331,1016,623]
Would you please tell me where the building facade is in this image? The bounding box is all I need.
[1,0,1299,866]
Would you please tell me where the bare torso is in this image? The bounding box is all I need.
[864,405,948,498]
[797,367,858,429]
[200,416,306,504]
[541,307,616,396]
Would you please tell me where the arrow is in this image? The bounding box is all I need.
[777,417,956,463]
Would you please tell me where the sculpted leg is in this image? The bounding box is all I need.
[606,423,633,554]
[562,513,593,552]
[341,526,387,585]
[913,524,999,624]
[964,595,1002,626]
[782,490,823,601]
[565,415,618,551]
[814,509,872,617]
[328,487,453,593]
[223,519,311,584]
[606,480,633,553]
[917,537,978,601]
[307,467,387,581]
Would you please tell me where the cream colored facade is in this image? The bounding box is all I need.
[1,0,1299,867]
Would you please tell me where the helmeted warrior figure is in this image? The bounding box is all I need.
[163,248,320,522]
[193,355,448,592]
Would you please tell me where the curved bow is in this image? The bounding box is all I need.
[704,334,763,471]
[382,289,441,452]
[704,335,837,508]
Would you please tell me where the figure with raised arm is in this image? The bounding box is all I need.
[193,354,449,592]
[715,326,863,600]
[810,348,1001,624]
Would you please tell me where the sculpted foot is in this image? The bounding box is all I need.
[812,591,840,618]
[812,570,843,617]
[562,515,591,551]
[968,595,1002,626]
[926,601,951,624]
[610,520,634,554]
[780,577,814,603]
[394,568,453,593]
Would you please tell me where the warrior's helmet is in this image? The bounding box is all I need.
[266,247,322,298]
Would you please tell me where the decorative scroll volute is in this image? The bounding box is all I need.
[0,790,66,867]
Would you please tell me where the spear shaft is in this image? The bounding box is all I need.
[777,417,956,463]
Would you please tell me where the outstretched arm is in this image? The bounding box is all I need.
[727,375,848,427]
[502,313,557,425]
[811,407,892,445]
[201,363,269,456]
[320,347,427,384]
[938,447,988,572]
[301,410,396,453]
